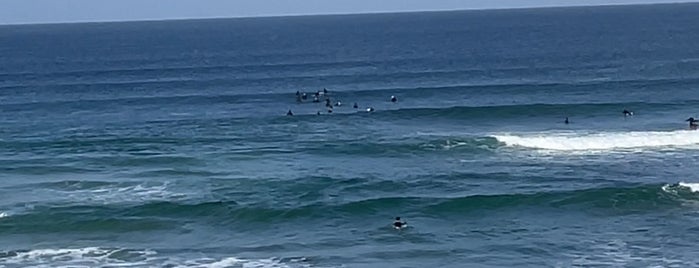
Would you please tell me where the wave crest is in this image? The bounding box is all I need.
[493,130,699,151]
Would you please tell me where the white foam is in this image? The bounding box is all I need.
[0,211,7,218]
[493,130,699,151]
[0,247,306,268]
[58,182,186,205]
[678,182,699,192]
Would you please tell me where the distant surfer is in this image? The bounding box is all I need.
[301,93,308,100]
[336,101,342,107]
[564,117,569,124]
[286,110,293,116]
[391,95,397,103]
[393,217,407,230]
[323,88,328,94]
[367,107,375,112]
[623,109,633,117]
[687,117,698,129]
[353,102,358,109]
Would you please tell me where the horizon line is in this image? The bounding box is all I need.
[0,1,696,27]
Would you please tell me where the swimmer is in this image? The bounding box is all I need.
[393,217,407,230]
[390,95,397,103]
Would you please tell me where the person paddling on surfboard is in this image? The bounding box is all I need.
[393,217,407,230]
[687,117,698,129]
[623,109,633,117]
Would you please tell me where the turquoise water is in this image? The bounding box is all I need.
[2,3,699,267]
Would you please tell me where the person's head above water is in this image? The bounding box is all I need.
[395,217,400,221]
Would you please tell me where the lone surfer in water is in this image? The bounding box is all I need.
[623,109,633,117]
[391,95,397,103]
[564,117,569,124]
[687,117,698,129]
[286,110,293,116]
[393,217,407,230]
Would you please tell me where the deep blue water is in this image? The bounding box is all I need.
[2,3,699,267]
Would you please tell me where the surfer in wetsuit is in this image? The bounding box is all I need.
[687,117,698,129]
[623,109,633,117]
[393,217,407,229]
[286,110,293,116]
[564,117,569,124]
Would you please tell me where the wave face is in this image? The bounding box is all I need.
[3,4,699,268]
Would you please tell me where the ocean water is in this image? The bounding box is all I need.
[2,3,699,267]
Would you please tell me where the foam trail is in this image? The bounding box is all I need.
[493,130,699,151]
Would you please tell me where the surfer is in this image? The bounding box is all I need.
[353,102,358,109]
[391,95,397,103]
[301,93,308,100]
[687,117,698,129]
[564,117,569,124]
[393,217,407,230]
[286,110,293,116]
[367,107,375,112]
[323,88,328,94]
[623,109,633,117]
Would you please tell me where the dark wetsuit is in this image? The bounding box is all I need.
[688,118,699,128]
[393,221,405,229]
